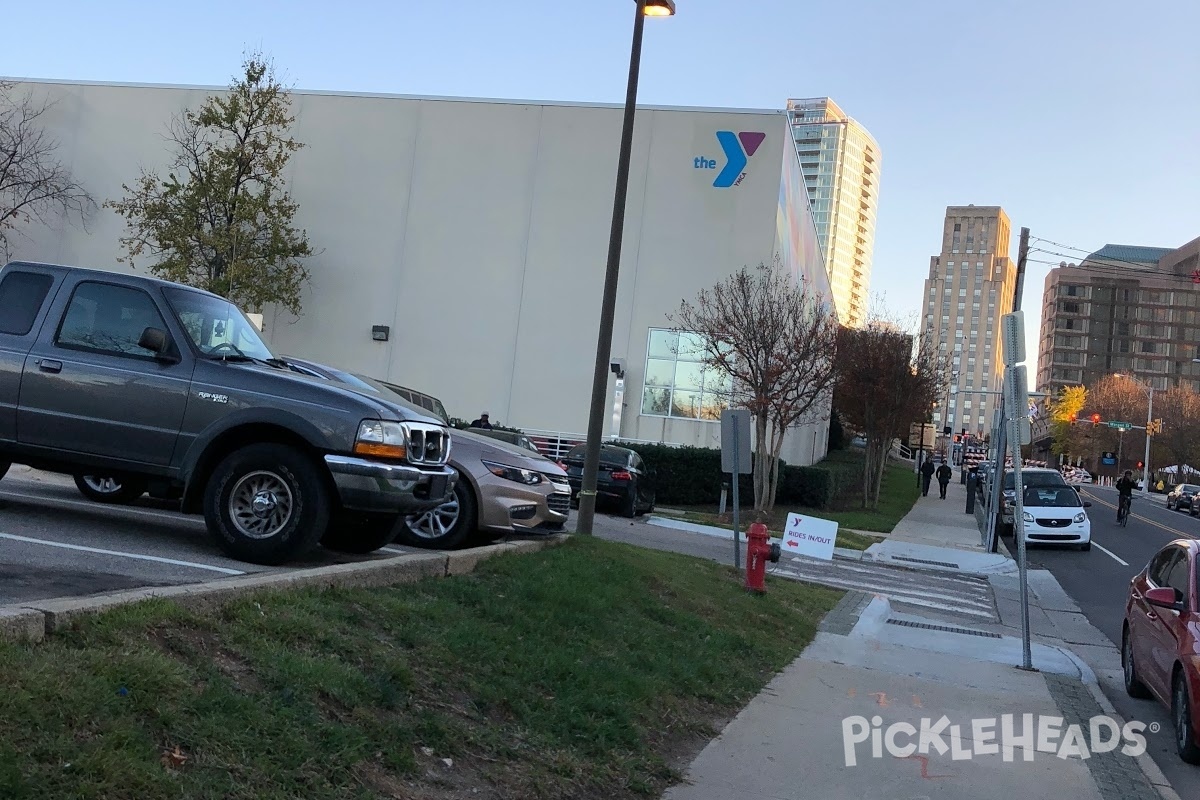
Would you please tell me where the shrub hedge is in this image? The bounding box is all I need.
[615,441,864,510]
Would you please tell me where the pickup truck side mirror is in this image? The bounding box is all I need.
[138,327,176,361]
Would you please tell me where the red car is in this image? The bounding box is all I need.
[1123,539,1200,763]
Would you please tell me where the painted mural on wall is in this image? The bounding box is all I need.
[774,134,834,319]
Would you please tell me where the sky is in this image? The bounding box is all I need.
[4,0,1199,372]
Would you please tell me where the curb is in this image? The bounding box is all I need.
[1078,678,1183,800]
[0,536,567,643]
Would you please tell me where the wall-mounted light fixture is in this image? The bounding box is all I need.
[371,325,390,342]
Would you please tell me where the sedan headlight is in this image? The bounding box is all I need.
[483,460,543,485]
[1073,512,1087,524]
[354,420,407,459]
[1023,511,1034,523]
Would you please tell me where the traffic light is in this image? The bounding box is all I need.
[1069,413,1078,423]
[1136,460,1145,470]
[1091,413,1101,427]
[1150,419,1164,435]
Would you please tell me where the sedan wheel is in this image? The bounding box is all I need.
[394,479,475,550]
[1173,672,1200,764]
[1123,626,1151,698]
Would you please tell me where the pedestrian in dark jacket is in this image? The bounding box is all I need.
[936,463,953,499]
[920,458,936,497]
[470,413,493,430]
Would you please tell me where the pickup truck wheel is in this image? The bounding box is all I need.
[74,474,147,505]
[204,444,329,565]
[395,479,475,550]
[321,512,398,554]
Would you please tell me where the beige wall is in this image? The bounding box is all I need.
[4,80,831,465]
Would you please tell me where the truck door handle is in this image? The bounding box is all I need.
[37,359,62,374]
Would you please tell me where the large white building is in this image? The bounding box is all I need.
[787,98,880,327]
[4,79,834,466]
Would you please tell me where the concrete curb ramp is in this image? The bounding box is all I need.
[0,537,567,643]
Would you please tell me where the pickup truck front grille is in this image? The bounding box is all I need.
[405,423,450,466]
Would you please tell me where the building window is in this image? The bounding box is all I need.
[1142,340,1156,354]
[642,329,731,420]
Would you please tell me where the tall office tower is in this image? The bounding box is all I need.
[921,206,1017,437]
[787,98,880,326]
[1036,238,1200,396]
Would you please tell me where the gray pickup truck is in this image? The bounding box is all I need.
[0,261,456,564]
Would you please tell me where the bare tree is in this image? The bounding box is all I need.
[0,81,96,259]
[1151,384,1200,474]
[835,313,945,509]
[106,55,313,314]
[671,263,839,513]
[1085,374,1149,472]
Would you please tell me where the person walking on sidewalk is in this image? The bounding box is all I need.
[936,462,953,499]
[920,457,936,497]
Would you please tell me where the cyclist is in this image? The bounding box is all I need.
[1116,469,1138,522]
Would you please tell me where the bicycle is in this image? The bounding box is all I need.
[1117,495,1132,527]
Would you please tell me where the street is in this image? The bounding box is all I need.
[1025,484,1200,797]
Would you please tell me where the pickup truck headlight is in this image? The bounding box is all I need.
[354,420,407,460]
[483,460,543,485]
[1073,512,1087,524]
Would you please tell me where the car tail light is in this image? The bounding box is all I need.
[610,470,632,481]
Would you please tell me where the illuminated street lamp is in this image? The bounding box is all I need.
[577,0,676,535]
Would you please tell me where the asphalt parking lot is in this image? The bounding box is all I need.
[0,466,436,606]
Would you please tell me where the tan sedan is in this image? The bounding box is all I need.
[281,357,570,549]
[397,428,571,549]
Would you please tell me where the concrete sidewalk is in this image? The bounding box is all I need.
[662,593,1176,800]
[865,473,1017,575]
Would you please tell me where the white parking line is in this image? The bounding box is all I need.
[0,489,201,525]
[1092,542,1130,566]
[0,531,245,575]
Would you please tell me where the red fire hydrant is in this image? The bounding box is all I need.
[745,522,781,594]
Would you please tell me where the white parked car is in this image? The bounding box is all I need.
[1000,468,1093,551]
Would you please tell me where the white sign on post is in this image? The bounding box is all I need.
[781,513,839,560]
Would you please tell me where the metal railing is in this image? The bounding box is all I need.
[521,429,686,461]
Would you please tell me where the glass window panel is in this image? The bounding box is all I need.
[644,359,675,387]
[670,390,702,419]
[648,330,678,359]
[676,332,707,361]
[641,387,671,416]
[674,361,706,392]
[698,393,728,420]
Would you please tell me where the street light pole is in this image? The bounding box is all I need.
[576,0,675,536]
[1143,386,1154,497]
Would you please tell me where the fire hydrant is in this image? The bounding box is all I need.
[745,522,782,594]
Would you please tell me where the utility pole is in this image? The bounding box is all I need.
[984,227,1030,554]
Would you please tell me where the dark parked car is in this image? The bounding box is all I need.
[0,261,455,564]
[561,443,655,518]
[1122,539,1200,763]
[1167,484,1200,513]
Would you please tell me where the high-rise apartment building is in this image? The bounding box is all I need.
[1035,237,1200,396]
[787,98,880,326]
[921,206,1017,436]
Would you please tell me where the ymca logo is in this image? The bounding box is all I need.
[694,131,766,188]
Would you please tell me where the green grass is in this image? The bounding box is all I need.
[0,537,840,800]
[665,456,920,541]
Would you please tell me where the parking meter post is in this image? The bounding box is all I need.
[965,473,976,514]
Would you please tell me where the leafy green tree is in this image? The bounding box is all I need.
[107,56,313,314]
[1048,385,1087,458]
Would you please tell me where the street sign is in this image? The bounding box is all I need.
[1001,311,1026,366]
[1102,452,1117,465]
[720,409,752,474]
[1106,421,1132,431]
[781,513,838,561]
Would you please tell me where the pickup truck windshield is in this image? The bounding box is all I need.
[1003,472,1067,490]
[165,288,274,360]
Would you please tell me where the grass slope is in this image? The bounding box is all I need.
[0,537,840,800]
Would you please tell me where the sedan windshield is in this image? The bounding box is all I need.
[1003,472,1067,490]
[1022,486,1083,507]
[165,289,274,360]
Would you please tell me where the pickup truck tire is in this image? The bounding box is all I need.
[74,474,148,505]
[321,512,398,554]
[203,443,329,565]
[394,478,475,550]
